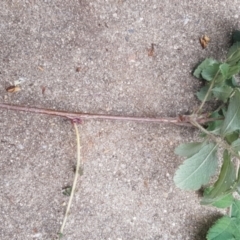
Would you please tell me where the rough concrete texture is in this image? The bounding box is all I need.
[0,1,239,239]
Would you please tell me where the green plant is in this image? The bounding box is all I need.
[174,30,240,239]
[2,31,240,239]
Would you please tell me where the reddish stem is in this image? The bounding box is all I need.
[0,103,219,127]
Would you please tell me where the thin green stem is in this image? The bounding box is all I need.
[228,205,232,217]
[58,123,81,238]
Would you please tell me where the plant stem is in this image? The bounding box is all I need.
[58,123,81,238]
[0,103,220,126]
[190,119,240,161]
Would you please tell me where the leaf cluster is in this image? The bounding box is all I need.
[207,199,240,240]
[174,30,240,239]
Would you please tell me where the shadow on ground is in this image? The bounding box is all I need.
[193,213,223,240]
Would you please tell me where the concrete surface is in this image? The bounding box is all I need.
[0,1,239,239]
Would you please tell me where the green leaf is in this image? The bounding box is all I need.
[227,41,240,59]
[174,143,218,190]
[201,187,234,208]
[227,62,240,78]
[232,219,240,237]
[231,199,240,218]
[219,63,230,79]
[231,138,240,153]
[212,85,233,103]
[232,30,240,43]
[196,84,214,101]
[201,63,221,81]
[211,194,234,208]
[220,106,228,117]
[174,141,206,158]
[225,77,238,88]
[206,111,224,135]
[232,77,238,87]
[207,216,240,240]
[62,186,72,196]
[226,41,240,66]
[201,150,236,207]
[221,90,240,136]
[225,131,239,144]
[194,58,219,79]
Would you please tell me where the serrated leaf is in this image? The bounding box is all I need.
[207,216,240,240]
[174,143,218,190]
[193,58,219,79]
[201,150,236,206]
[201,63,221,81]
[196,84,214,101]
[212,85,233,103]
[221,90,240,136]
[174,141,206,158]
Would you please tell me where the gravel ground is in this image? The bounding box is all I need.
[0,1,240,239]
